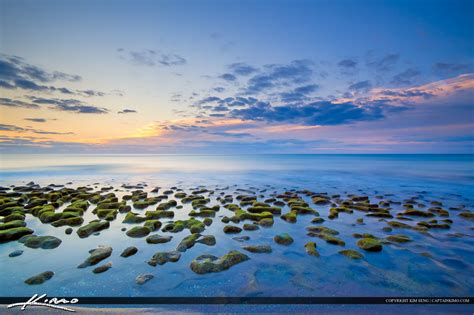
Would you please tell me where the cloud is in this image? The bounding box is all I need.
[243,59,314,94]
[118,109,137,114]
[219,73,237,81]
[0,97,40,109]
[0,54,108,96]
[118,49,187,67]
[213,87,225,93]
[27,96,109,114]
[367,53,400,72]
[279,84,319,102]
[338,59,357,68]
[228,62,258,76]
[348,80,372,92]
[432,62,472,75]
[228,100,395,126]
[0,123,73,135]
[391,68,421,86]
[24,118,47,123]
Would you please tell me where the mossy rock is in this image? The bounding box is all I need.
[78,246,112,268]
[123,212,147,223]
[459,212,474,220]
[312,197,330,205]
[176,233,201,252]
[20,235,62,249]
[77,220,110,238]
[196,234,216,246]
[120,246,138,257]
[339,249,363,259]
[145,210,174,220]
[352,233,377,239]
[189,210,216,217]
[0,227,34,242]
[274,233,294,245]
[311,217,325,224]
[190,250,249,274]
[146,234,172,244]
[357,238,383,252]
[247,206,281,215]
[24,271,54,285]
[304,242,319,257]
[143,219,162,231]
[126,226,151,238]
[403,209,435,217]
[174,192,187,199]
[203,218,213,226]
[306,226,339,235]
[258,218,274,227]
[308,232,345,246]
[0,220,26,230]
[387,221,411,229]
[291,206,317,215]
[223,225,242,234]
[148,250,181,266]
[52,215,84,227]
[3,213,26,222]
[386,234,412,243]
[281,211,297,223]
[242,244,272,253]
[243,223,259,231]
[96,208,118,221]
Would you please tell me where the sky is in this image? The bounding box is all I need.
[0,0,473,154]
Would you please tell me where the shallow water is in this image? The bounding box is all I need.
[0,154,473,301]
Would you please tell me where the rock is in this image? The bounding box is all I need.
[386,234,412,243]
[306,226,339,235]
[148,251,181,266]
[203,218,213,226]
[258,218,274,227]
[0,220,26,230]
[311,217,325,224]
[243,223,259,231]
[9,249,23,257]
[274,233,294,245]
[459,212,474,220]
[24,271,54,285]
[176,234,200,252]
[403,209,435,217]
[122,212,146,223]
[356,218,364,224]
[0,227,34,242]
[78,246,113,268]
[242,244,272,253]
[120,246,138,257]
[304,242,319,256]
[20,235,62,249]
[136,273,154,285]
[126,226,151,238]
[233,236,250,242]
[382,227,392,232]
[77,220,110,238]
[196,235,216,246]
[357,238,383,252]
[146,234,172,244]
[281,211,297,223]
[223,225,242,234]
[65,228,73,235]
[339,249,363,259]
[93,262,112,274]
[308,232,345,246]
[190,250,249,274]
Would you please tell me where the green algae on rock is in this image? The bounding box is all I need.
[19,235,62,249]
[24,271,54,285]
[148,250,181,266]
[223,225,242,234]
[386,234,412,243]
[242,244,272,253]
[0,227,34,242]
[146,234,172,244]
[190,250,249,274]
[339,249,363,259]
[126,226,151,238]
[304,241,319,257]
[274,233,294,245]
[78,246,112,268]
[77,220,110,238]
[357,238,383,252]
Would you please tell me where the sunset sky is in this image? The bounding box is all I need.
[1,0,473,153]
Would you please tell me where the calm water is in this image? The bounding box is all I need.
[0,154,473,305]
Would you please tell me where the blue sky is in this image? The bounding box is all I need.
[0,0,473,153]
